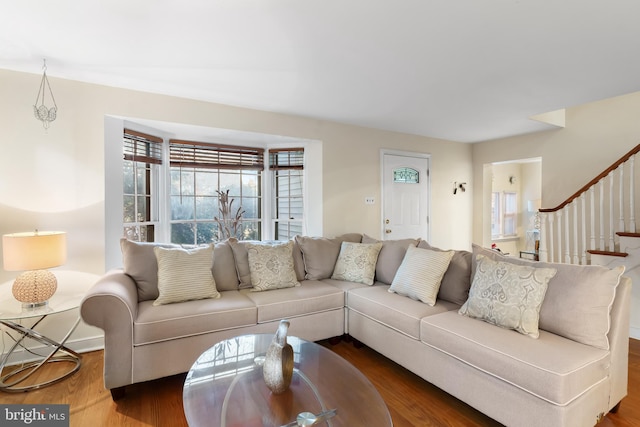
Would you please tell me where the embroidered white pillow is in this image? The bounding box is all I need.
[331,242,383,285]
[246,241,300,291]
[153,245,220,305]
[459,254,557,338]
[389,245,454,305]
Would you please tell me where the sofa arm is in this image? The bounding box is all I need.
[607,275,632,411]
[80,269,139,390]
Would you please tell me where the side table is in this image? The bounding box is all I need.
[0,270,99,392]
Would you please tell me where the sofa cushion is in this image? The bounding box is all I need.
[362,235,419,285]
[134,291,257,345]
[348,285,459,339]
[153,245,221,305]
[242,280,345,323]
[389,245,454,306]
[331,242,383,285]
[296,234,362,280]
[472,244,625,349]
[417,241,472,305]
[212,240,241,291]
[459,254,556,338]
[120,238,178,301]
[228,238,255,289]
[246,241,300,291]
[421,311,611,406]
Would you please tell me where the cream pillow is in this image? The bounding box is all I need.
[389,245,454,306]
[153,245,220,305]
[459,254,557,338]
[246,241,300,291]
[331,242,383,285]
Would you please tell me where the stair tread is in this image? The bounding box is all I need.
[587,249,629,257]
[616,232,640,238]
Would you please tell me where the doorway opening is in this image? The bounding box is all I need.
[483,157,541,257]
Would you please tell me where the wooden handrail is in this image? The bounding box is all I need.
[540,143,640,213]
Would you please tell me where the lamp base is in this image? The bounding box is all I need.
[12,270,58,305]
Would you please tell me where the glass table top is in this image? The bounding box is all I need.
[0,270,98,320]
[183,334,393,427]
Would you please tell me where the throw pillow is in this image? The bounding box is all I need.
[459,254,557,338]
[246,241,300,291]
[295,234,362,280]
[153,245,220,306]
[362,235,420,285]
[331,242,383,285]
[418,240,472,305]
[389,245,454,306]
[471,244,625,349]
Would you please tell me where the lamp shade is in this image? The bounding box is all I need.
[2,231,67,271]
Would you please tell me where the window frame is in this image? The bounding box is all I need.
[105,118,323,271]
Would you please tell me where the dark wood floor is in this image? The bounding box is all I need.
[2,338,640,426]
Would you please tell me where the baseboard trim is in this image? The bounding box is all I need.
[629,327,640,341]
[1,335,104,366]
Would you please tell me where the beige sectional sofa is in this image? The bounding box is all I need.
[80,234,631,427]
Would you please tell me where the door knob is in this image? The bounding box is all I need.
[385,219,390,224]
[385,229,392,234]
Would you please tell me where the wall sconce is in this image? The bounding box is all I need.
[2,230,67,308]
[453,182,467,195]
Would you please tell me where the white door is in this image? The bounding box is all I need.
[382,153,430,240]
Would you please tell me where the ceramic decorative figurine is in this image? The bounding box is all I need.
[263,319,294,394]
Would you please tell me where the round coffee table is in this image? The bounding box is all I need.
[183,334,393,427]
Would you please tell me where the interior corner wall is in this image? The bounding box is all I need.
[0,68,472,354]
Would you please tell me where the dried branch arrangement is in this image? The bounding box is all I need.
[214,189,245,240]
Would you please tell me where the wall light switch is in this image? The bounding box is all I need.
[365,197,375,205]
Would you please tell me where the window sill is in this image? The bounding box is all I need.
[491,236,520,243]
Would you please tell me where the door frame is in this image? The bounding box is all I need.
[380,149,431,241]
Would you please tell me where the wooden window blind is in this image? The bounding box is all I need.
[269,148,304,170]
[123,129,163,164]
[169,139,265,170]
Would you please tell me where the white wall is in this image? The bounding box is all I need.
[0,69,473,354]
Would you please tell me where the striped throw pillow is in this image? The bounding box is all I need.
[389,245,454,306]
[153,245,220,305]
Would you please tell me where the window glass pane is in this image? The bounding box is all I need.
[123,196,135,223]
[239,221,261,241]
[241,197,260,220]
[196,222,215,244]
[172,196,195,220]
[137,196,147,222]
[505,192,517,214]
[123,161,134,193]
[196,196,215,220]
[504,215,516,235]
[181,170,195,196]
[242,174,259,197]
[219,172,241,196]
[171,223,195,245]
[136,167,148,194]
[195,170,217,196]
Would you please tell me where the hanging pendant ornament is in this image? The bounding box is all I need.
[33,59,58,130]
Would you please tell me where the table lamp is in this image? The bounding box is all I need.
[2,230,67,308]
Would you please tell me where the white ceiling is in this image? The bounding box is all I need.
[2,0,640,143]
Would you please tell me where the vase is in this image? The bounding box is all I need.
[263,319,294,394]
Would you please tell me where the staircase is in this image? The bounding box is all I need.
[538,143,640,265]
[538,144,640,338]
